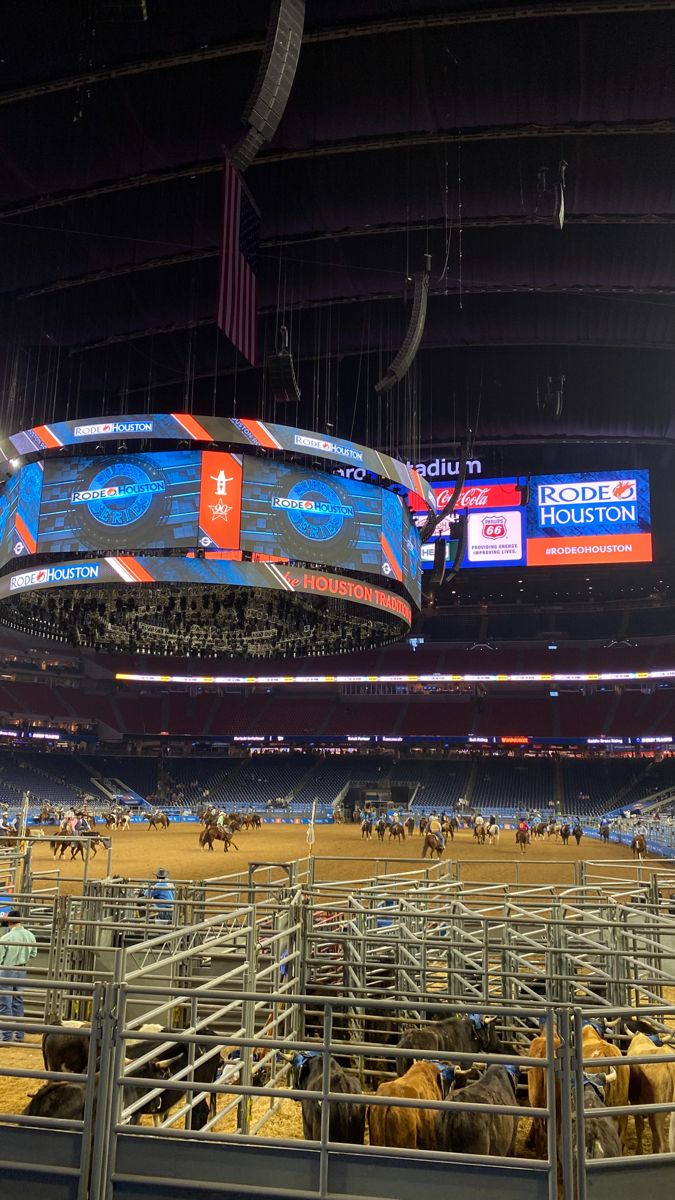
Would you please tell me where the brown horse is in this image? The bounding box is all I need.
[361,819,373,840]
[421,832,444,859]
[631,834,647,860]
[389,822,405,842]
[51,833,106,861]
[143,811,171,830]
[473,824,486,845]
[199,824,239,852]
[516,828,530,855]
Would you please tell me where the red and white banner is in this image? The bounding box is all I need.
[198,451,242,551]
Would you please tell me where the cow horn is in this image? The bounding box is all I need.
[604,1068,616,1084]
[483,1015,498,1025]
[604,1018,620,1028]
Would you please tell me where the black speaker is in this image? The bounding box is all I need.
[267,350,301,403]
[375,257,430,394]
[232,0,305,171]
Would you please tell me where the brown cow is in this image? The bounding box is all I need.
[579,1023,629,1146]
[525,1029,561,1157]
[526,1021,629,1157]
[367,1060,447,1150]
[624,1021,675,1154]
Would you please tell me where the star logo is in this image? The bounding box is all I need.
[209,499,232,520]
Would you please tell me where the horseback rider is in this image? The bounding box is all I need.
[428,813,445,851]
[75,815,90,834]
[516,815,529,839]
[216,810,227,828]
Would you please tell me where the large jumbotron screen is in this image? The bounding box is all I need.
[410,470,652,569]
[0,449,422,606]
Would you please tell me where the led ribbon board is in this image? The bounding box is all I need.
[3,556,412,628]
[0,413,436,513]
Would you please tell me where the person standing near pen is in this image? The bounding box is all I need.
[0,910,37,1042]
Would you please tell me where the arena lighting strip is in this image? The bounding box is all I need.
[115,668,675,685]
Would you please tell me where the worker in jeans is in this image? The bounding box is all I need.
[0,910,37,1042]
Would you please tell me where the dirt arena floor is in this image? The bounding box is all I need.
[28,820,646,891]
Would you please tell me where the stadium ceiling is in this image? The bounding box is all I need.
[2,0,675,449]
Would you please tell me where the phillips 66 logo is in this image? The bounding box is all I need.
[481,514,507,539]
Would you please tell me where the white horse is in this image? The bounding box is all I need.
[487,821,500,845]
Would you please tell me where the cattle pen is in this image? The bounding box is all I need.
[0,855,673,1200]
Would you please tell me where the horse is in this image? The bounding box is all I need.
[375,818,387,842]
[143,811,171,831]
[547,821,558,840]
[421,832,444,859]
[599,823,610,844]
[199,824,239,853]
[51,832,106,861]
[361,819,373,841]
[631,834,647,860]
[405,815,415,836]
[572,823,583,846]
[104,811,130,830]
[473,823,486,845]
[441,817,455,841]
[532,822,546,840]
[486,821,500,845]
[418,816,428,835]
[389,822,405,842]
[560,823,571,846]
[516,828,530,855]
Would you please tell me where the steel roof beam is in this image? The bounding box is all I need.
[3,120,674,221]
[3,3,675,107]
[17,212,675,300]
[65,283,675,355]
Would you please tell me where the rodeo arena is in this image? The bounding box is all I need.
[3,5,675,1200]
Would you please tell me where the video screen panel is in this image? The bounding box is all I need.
[526,470,652,565]
[37,451,201,554]
[402,504,422,608]
[412,470,652,570]
[0,462,43,568]
[240,459,386,578]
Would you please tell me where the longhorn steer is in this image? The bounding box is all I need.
[440,1064,520,1156]
[396,1014,502,1076]
[290,1051,365,1144]
[368,1060,450,1150]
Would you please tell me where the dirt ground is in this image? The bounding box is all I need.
[28,820,643,891]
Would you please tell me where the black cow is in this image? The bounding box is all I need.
[396,1014,502,1076]
[440,1064,520,1156]
[291,1051,365,1144]
[24,1081,88,1120]
[574,1072,622,1160]
[42,1020,164,1075]
[24,1061,175,1123]
[124,1027,221,1128]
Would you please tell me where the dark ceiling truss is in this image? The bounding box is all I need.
[3,121,675,221]
[3,2,674,108]
[66,282,675,356]
[17,212,675,300]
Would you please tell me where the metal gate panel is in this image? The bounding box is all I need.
[0,1124,84,1200]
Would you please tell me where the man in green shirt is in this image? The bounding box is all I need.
[0,910,37,1042]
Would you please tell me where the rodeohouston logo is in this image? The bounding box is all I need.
[272,496,354,517]
[10,564,101,591]
[73,421,153,437]
[72,481,165,505]
[536,479,638,527]
[294,434,363,462]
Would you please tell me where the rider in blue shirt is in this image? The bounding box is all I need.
[145,868,175,923]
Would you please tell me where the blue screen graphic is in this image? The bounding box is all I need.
[37,452,201,554]
[240,460,383,575]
